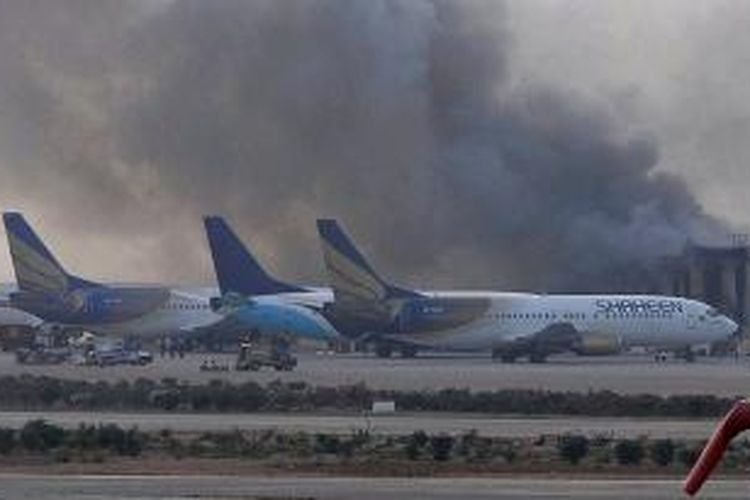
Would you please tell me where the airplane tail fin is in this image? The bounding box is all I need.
[2,212,98,294]
[316,219,419,308]
[203,216,305,296]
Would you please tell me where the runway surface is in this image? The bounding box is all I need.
[0,410,721,439]
[3,351,750,396]
[0,474,747,499]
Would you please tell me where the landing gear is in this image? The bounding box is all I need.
[374,343,393,358]
[654,351,669,363]
[681,347,696,363]
[528,351,548,364]
[400,346,418,358]
[492,348,518,363]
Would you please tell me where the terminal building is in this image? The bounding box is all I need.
[658,242,750,333]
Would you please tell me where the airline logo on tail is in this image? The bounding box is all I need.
[3,212,70,295]
[317,219,389,305]
[3,212,98,298]
[316,219,420,327]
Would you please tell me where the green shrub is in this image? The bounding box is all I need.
[557,434,589,465]
[314,434,340,455]
[404,430,429,460]
[649,439,675,467]
[430,435,454,462]
[496,441,517,464]
[0,428,15,454]
[20,420,65,451]
[677,444,703,468]
[69,424,97,450]
[0,375,737,417]
[614,439,644,465]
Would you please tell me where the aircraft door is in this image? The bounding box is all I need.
[686,312,698,331]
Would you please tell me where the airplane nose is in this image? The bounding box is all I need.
[313,314,340,340]
[296,307,339,340]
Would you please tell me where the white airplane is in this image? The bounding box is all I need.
[316,219,738,362]
[2,212,224,340]
[203,216,336,341]
[0,283,43,331]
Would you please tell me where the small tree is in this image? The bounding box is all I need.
[649,439,675,467]
[20,420,65,452]
[405,431,428,460]
[615,439,644,465]
[314,433,340,455]
[677,444,702,468]
[430,434,454,462]
[558,434,589,465]
[0,428,15,454]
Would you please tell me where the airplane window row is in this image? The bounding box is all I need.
[162,303,211,311]
[562,313,585,320]
[593,312,674,320]
[494,311,675,321]
[496,312,585,320]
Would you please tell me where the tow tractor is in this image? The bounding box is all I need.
[235,335,297,372]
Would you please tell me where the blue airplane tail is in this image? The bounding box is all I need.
[203,216,305,296]
[2,212,98,294]
[316,218,420,304]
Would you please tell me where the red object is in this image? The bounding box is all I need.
[684,399,750,496]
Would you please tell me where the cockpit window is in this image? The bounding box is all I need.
[706,307,720,318]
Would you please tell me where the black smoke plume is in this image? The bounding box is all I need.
[0,0,726,291]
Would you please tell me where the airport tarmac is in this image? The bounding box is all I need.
[0,474,747,499]
[0,410,723,439]
[3,351,750,396]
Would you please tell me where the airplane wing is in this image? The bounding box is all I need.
[494,322,581,362]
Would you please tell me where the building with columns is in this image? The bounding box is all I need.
[659,244,750,331]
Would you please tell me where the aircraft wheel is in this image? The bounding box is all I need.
[528,352,547,363]
[400,346,418,358]
[654,351,668,363]
[491,349,517,363]
[375,344,393,358]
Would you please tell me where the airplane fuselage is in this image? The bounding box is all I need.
[8,285,223,340]
[381,292,736,352]
[88,288,223,339]
[271,288,736,354]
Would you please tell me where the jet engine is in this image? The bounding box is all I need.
[571,331,621,356]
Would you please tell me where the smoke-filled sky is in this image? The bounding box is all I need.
[0,0,747,292]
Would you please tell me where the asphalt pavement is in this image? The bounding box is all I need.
[3,351,750,396]
[0,474,746,499]
[0,410,723,439]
